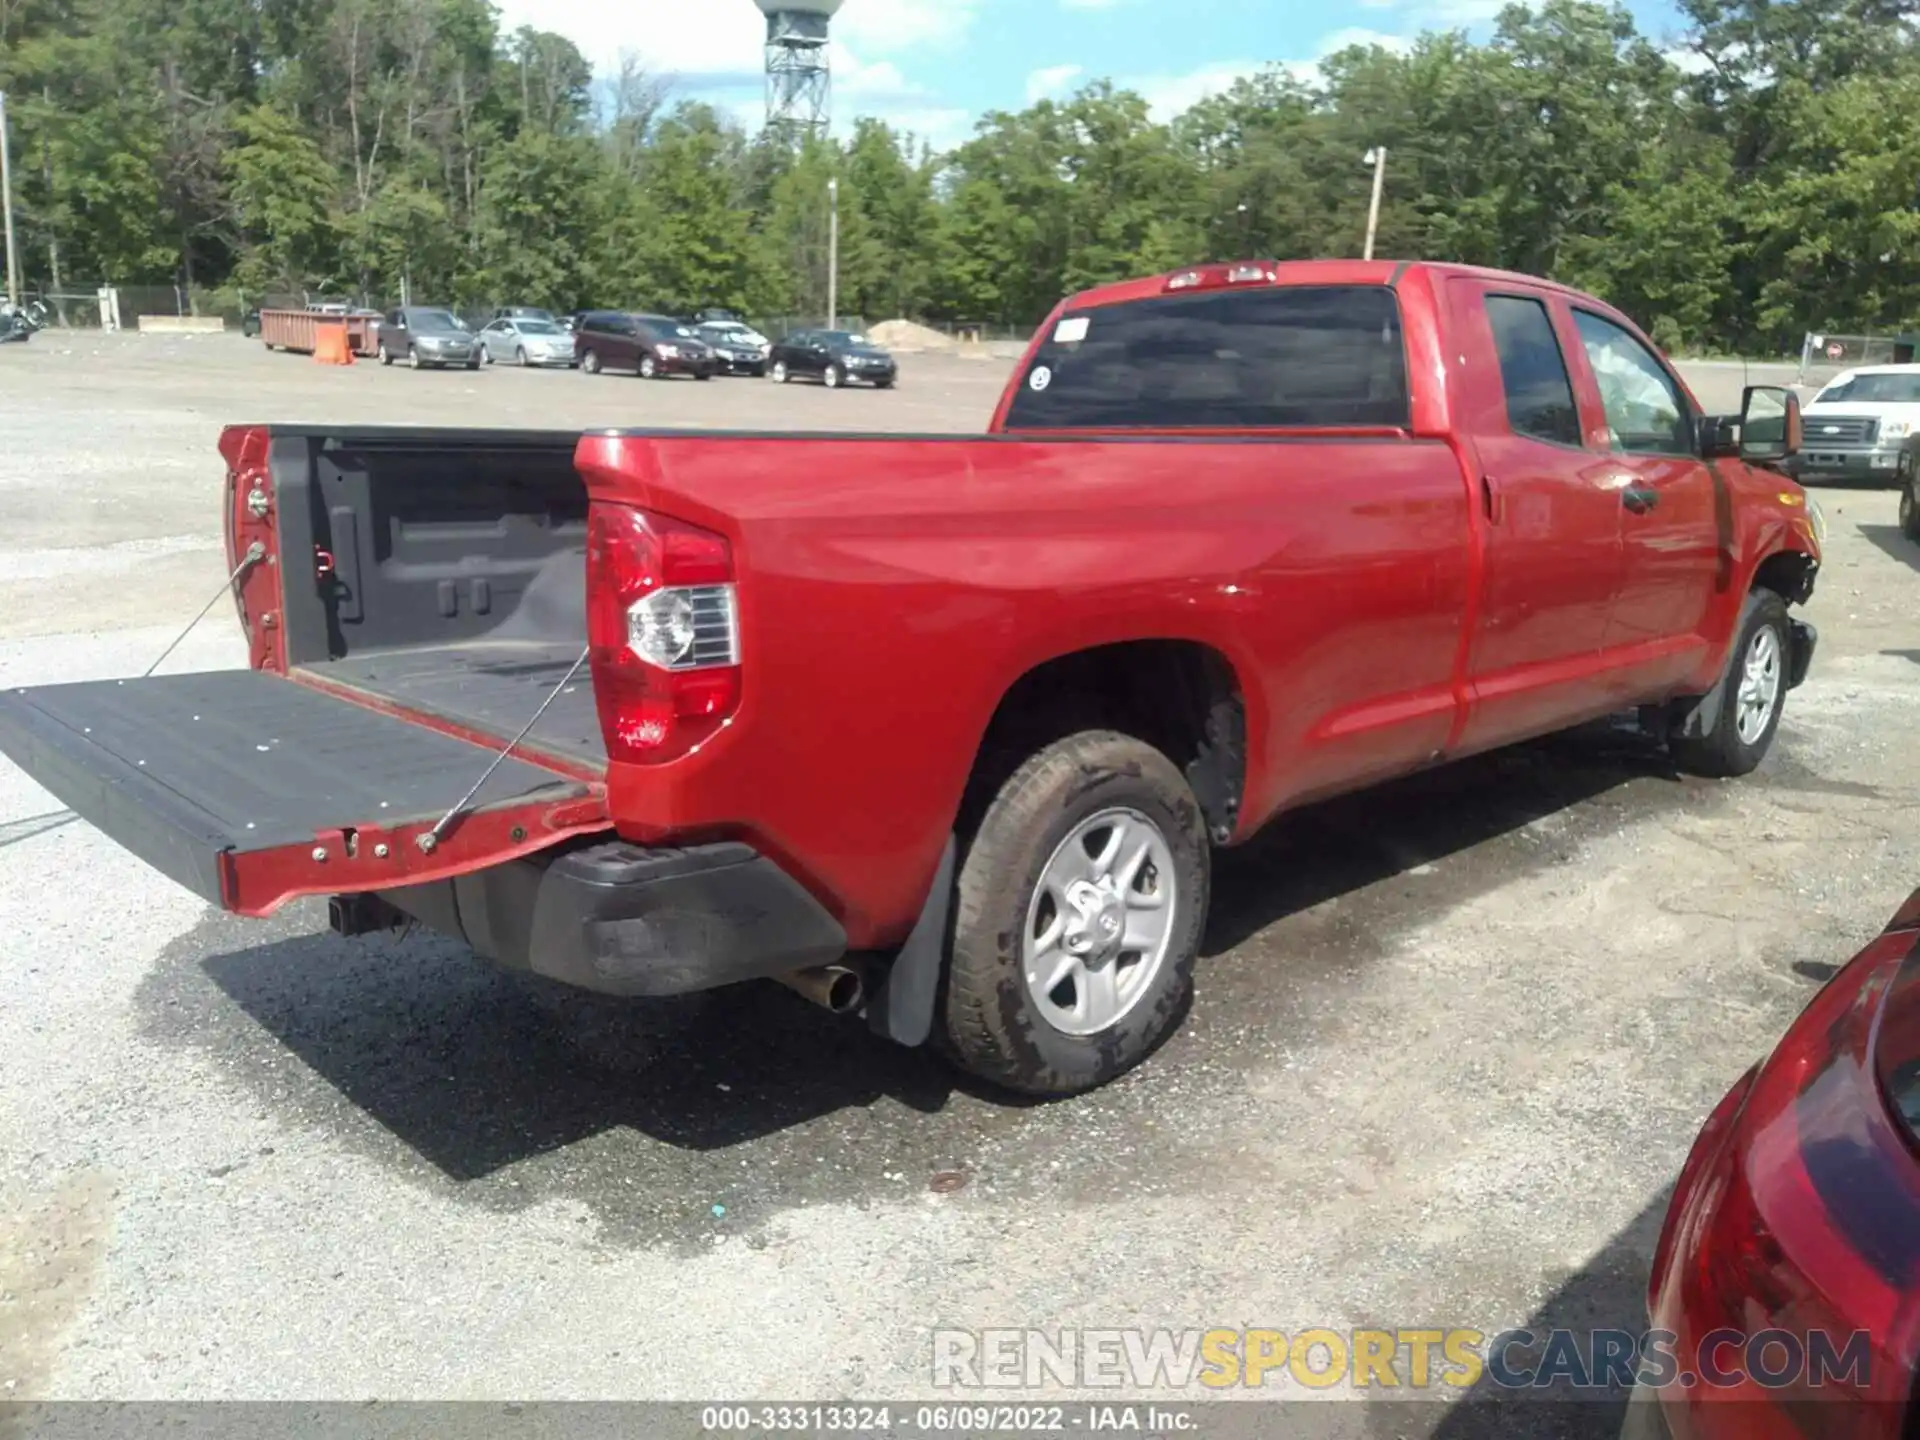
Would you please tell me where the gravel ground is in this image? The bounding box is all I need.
[0,335,1914,1430]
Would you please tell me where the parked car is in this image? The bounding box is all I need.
[1787,364,1920,485]
[478,315,576,368]
[574,311,717,380]
[693,307,744,326]
[376,307,481,370]
[0,259,1821,1098]
[696,323,769,377]
[492,305,558,326]
[1631,884,1920,1439]
[768,329,897,389]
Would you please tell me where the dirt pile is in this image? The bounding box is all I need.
[868,319,960,353]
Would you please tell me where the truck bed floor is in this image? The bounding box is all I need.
[300,641,607,771]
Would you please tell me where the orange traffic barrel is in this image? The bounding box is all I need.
[314,321,353,366]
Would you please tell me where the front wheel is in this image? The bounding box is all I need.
[378,343,393,367]
[1669,589,1792,778]
[407,347,422,371]
[640,355,658,379]
[941,731,1208,1096]
[771,360,789,384]
[516,347,529,368]
[823,364,843,390]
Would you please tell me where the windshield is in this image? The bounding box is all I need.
[411,311,462,334]
[1815,372,1920,405]
[821,331,870,346]
[516,320,562,336]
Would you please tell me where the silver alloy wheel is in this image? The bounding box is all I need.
[1735,626,1783,746]
[516,347,529,367]
[824,365,841,389]
[772,361,788,383]
[1022,807,1178,1037]
[641,355,657,379]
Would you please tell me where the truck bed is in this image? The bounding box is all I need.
[301,640,604,769]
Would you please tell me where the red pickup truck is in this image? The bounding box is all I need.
[0,260,1822,1096]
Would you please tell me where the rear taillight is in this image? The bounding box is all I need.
[586,502,741,765]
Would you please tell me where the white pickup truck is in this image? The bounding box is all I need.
[1791,364,1920,487]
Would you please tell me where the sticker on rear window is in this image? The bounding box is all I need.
[1053,316,1090,344]
[1029,366,1053,392]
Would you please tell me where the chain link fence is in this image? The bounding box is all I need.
[1796,330,1920,388]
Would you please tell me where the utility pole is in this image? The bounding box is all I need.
[826,176,839,329]
[1362,147,1388,263]
[0,91,21,306]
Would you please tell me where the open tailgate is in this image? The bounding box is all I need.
[0,670,609,916]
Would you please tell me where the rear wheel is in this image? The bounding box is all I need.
[941,731,1208,1096]
[582,350,601,375]
[378,342,393,367]
[1670,589,1791,778]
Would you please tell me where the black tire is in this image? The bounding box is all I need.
[516,347,529,368]
[582,349,601,375]
[378,342,393,367]
[941,730,1209,1097]
[1669,589,1792,778]
[640,354,659,379]
[1901,461,1920,542]
[823,364,843,390]
[466,354,481,371]
[695,371,712,382]
[877,378,896,390]
[407,347,421,371]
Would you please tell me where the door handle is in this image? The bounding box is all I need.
[1481,474,1501,524]
[1622,486,1659,515]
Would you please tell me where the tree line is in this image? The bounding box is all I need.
[2,0,1917,352]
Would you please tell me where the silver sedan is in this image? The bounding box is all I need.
[479,316,578,368]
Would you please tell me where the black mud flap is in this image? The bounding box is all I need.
[0,669,606,915]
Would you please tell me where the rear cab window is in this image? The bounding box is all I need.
[1003,285,1410,430]
[1483,295,1582,447]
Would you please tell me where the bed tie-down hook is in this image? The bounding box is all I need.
[416,646,592,856]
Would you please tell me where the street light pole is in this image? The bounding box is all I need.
[0,91,21,306]
[1362,147,1388,263]
[827,176,839,330]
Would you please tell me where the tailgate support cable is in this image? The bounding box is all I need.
[416,645,592,855]
[144,543,266,678]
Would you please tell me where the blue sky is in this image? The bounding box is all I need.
[492,0,1693,150]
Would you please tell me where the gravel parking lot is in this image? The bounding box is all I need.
[1,334,1915,1428]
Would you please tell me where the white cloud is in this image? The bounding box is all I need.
[836,0,983,51]
[1131,61,1265,119]
[1130,28,1415,118]
[1026,63,1085,103]
[1061,0,1127,8]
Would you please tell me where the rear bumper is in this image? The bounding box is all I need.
[364,840,848,997]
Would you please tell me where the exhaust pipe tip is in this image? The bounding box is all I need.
[775,963,867,1016]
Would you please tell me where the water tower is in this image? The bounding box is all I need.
[756,0,844,141]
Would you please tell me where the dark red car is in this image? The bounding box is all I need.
[1636,888,1920,1437]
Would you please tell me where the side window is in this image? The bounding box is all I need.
[1484,295,1581,447]
[1573,310,1692,456]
